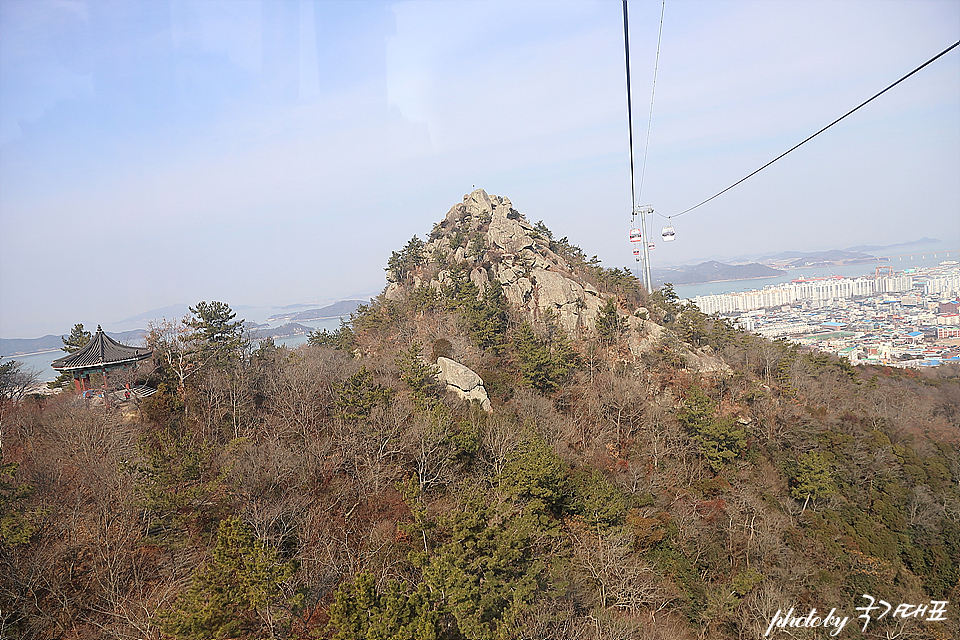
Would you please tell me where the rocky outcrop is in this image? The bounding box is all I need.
[487,204,535,254]
[420,189,607,338]
[384,282,404,301]
[626,316,665,355]
[625,315,731,373]
[435,357,491,412]
[388,188,728,375]
[530,269,604,337]
[682,349,732,374]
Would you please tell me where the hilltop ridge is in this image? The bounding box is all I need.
[386,189,607,338]
[378,189,728,371]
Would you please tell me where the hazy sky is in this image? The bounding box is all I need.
[1,0,958,338]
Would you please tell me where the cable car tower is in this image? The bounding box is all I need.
[623,0,663,293]
[630,204,654,292]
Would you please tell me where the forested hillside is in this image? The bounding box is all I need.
[2,191,958,640]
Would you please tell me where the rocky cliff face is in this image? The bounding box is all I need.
[384,188,728,373]
[386,189,606,339]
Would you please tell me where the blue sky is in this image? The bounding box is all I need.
[1,0,958,338]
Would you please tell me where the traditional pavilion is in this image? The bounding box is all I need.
[51,326,152,396]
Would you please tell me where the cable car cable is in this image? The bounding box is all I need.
[624,0,661,290]
[637,0,665,203]
[665,39,960,220]
[623,0,636,212]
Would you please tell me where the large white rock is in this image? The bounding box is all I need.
[494,263,520,285]
[487,206,534,254]
[530,269,604,337]
[470,267,489,294]
[384,282,405,301]
[435,357,492,412]
[503,277,533,310]
[627,316,665,355]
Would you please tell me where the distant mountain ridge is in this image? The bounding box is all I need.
[758,238,944,264]
[118,304,191,325]
[759,249,883,268]
[762,249,870,261]
[1,329,146,358]
[843,237,940,252]
[653,261,785,286]
[0,335,62,357]
[682,238,947,267]
[267,300,365,323]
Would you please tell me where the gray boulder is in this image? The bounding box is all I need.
[487,204,534,254]
[435,357,492,412]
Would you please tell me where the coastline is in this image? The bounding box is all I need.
[1,348,61,358]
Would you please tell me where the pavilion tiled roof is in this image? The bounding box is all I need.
[51,326,152,372]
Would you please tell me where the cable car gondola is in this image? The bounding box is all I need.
[661,221,676,242]
[629,228,642,243]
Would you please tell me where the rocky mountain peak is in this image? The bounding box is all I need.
[382,189,730,373]
[387,189,606,339]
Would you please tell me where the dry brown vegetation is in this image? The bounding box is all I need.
[2,259,959,640]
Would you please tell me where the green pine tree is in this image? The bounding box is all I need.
[157,516,299,640]
[136,426,231,542]
[421,492,546,640]
[327,572,440,640]
[49,323,92,388]
[567,468,628,530]
[61,323,92,353]
[185,301,248,367]
[595,297,626,345]
[0,453,36,547]
[307,319,356,351]
[513,321,578,394]
[791,451,835,512]
[499,436,568,515]
[650,283,681,324]
[677,387,746,471]
[464,281,508,353]
[396,342,442,410]
[335,366,393,421]
[386,235,426,282]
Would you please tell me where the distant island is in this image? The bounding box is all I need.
[842,237,940,253]
[653,261,785,286]
[1,302,366,352]
[253,323,313,339]
[758,237,945,268]
[760,249,883,268]
[267,300,365,323]
[1,323,317,356]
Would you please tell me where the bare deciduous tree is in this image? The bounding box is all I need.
[569,525,667,613]
[0,359,39,447]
